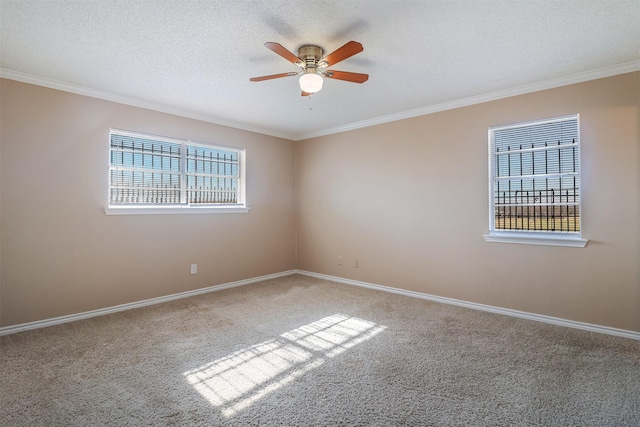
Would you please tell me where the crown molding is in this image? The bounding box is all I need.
[0,68,296,141]
[3,60,639,142]
[294,60,640,141]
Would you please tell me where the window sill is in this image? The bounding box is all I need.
[483,232,588,248]
[104,206,251,215]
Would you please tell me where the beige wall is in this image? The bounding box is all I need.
[0,79,297,327]
[2,72,639,333]
[297,72,640,332]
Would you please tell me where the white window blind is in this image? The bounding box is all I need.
[109,129,245,208]
[488,115,581,238]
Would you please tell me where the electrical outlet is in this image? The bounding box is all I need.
[338,257,343,265]
[355,260,359,268]
[190,264,197,274]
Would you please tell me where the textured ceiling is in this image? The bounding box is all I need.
[1,0,639,140]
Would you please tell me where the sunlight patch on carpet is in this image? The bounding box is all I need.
[183,313,386,417]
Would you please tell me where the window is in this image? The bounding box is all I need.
[106,129,247,215]
[484,115,587,247]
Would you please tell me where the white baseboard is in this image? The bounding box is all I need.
[0,270,297,336]
[296,270,640,341]
[3,269,638,341]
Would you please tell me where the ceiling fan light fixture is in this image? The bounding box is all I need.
[299,72,323,93]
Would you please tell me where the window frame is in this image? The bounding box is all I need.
[483,114,587,247]
[104,129,249,215]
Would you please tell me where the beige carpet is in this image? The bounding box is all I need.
[1,274,639,426]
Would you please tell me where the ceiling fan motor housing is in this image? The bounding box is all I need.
[298,45,324,71]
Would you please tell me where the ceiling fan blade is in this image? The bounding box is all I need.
[250,72,298,82]
[301,91,313,96]
[324,70,369,83]
[321,41,363,67]
[264,42,302,64]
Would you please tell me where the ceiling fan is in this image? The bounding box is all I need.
[250,41,369,96]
